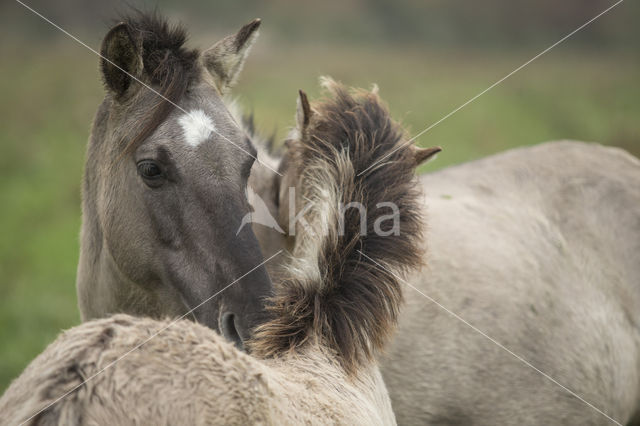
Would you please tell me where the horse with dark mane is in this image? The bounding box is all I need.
[76,12,272,348]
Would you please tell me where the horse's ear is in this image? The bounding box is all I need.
[296,90,313,131]
[202,19,261,94]
[413,146,442,167]
[100,22,142,98]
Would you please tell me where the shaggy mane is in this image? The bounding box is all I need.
[109,11,199,154]
[251,80,425,374]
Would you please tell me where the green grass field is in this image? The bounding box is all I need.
[1,40,638,391]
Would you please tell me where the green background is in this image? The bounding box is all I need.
[1,0,638,391]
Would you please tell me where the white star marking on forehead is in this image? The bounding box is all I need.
[178,109,215,147]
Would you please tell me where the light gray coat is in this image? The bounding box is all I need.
[383,141,640,425]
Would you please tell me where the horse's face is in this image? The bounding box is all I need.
[93,18,272,348]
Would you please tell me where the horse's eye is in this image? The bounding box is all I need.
[137,160,164,182]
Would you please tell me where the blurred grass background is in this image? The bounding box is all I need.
[1,0,638,391]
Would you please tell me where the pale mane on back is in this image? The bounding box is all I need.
[251,79,425,374]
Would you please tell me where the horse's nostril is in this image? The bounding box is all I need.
[220,312,243,350]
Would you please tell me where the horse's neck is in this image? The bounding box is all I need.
[76,129,108,320]
[76,225,114,320]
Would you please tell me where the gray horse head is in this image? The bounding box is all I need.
[76,13,273,349]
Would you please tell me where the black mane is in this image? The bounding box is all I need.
[121,12,198,86]
[117,11,199,153]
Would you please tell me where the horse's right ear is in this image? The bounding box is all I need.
[100,23,142,98]
[413,146,442,167]
[202,19,261,94]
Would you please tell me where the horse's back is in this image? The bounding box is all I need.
[425,140,640,296]
[384,141,640,425]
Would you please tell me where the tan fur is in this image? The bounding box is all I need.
[0,315,394,425]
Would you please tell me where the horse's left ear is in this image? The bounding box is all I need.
[296,90,313,131]
[413,146,442,167]
[202,19,261,94]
